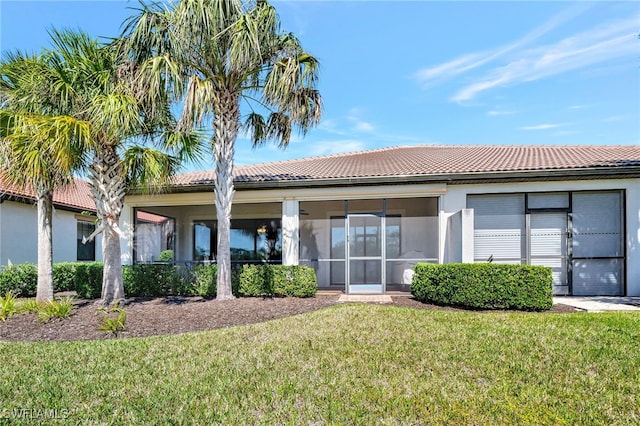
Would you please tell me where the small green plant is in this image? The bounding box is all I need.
[17,299,42,313]
[191,264,217,297]
[98,302,127,337]
[0,291,19,321]
[158,250,174,262]
[38,297,75,322]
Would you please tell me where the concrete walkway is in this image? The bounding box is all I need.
[337,294,393,304]
[554,296,640,312]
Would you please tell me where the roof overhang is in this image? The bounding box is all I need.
[129,166,640,195]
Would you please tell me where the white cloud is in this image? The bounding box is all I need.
[451,15,639,102]
[345,107,375,133]
[603,115,629,122]
[520,123,569,131]
[569,105,588,109]
[414,3,592,88]
[311,140,367,156]
[487,109,517,116]
[354,121,374,132]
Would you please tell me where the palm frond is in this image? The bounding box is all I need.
[122,145,181,192]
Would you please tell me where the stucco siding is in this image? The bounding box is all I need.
[0,200,102,266]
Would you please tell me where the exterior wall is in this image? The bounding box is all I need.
[0,200,102,266]
[442,178,640,296]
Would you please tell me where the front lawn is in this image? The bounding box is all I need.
[1,304,639,424]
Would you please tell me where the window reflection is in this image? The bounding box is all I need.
[193,219,282,262]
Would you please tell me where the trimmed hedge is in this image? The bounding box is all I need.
[0,264,37,297]
[238,264,317,297]
[74,262,104,299]
[52,263,77,292]
[0,262,312,299]
[122,264,189,297]
[411,263,553,311]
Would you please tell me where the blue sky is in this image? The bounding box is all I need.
[1,1,638,169]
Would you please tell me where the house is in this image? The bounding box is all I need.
[0,177,102,266]
[121,145,640,296]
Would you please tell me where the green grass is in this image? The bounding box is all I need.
[1,304,640,424]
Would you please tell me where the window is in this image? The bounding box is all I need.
[77,221,96,261]
[192,218,282,263]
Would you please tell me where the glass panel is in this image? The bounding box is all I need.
[330,217,345,258]
[347,199,383,214]
[228,219,282,262]
[385,198,439,288]
[349,259,382,284]
[572,192,622,258]
[192,217,282,263]
[135,210,175,263]
[572,259,623,296]
[299,200,346,288]
[77,222,96,261]
[385,216,401,259]
[349,215,381,257]
[330,260,346,285]
[194,221,214,261]
[528,192,569,209]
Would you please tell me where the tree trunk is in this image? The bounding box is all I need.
[214,90,240,300]
[35,189,54,303]
[89,145,126,305]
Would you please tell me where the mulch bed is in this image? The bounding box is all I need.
[0,295,581,343]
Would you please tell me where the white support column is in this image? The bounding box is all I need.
[119,204,134,265]
[461,208,474,263]
[281,199,299,266]
[439,210,451,264]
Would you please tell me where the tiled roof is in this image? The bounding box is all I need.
[136,210,170,223]
[173,145,640,186]
[0,175,96,212]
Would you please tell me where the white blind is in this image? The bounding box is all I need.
[572,192,622,258]
[468,194,525,263]
[530,213,567,287]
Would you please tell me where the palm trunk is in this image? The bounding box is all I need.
[214,90,240,300]
[89,145,126,305]
[35,188,54,303]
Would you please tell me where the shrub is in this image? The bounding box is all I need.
[53,262,77,292]
[191,264,217,297]
[239,265,317,297]
[0,264,37,297]
[411,263,553,311]
[122,264,188,297]
[74,262,104,299]
[158,250,174,262]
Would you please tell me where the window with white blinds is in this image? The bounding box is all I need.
[468,194,525,263]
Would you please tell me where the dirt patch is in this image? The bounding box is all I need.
[0,295,582,342]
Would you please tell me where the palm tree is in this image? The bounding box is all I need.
[121,0,322,299]
[0,52,90,303]
[47,30,201,304]
[2,30,200,305]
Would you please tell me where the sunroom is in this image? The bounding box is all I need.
[125,193,442,294]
